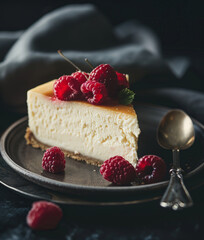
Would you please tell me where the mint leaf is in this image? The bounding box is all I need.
[118,88,135,105]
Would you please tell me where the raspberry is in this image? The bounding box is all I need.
[71,71,89,84]
[42,146,65,173]
[27,201,63,230]
[100,156,136,185]
[116,71,129,89]
[81,80,108,105]
[135,155,166,184]
[53,75,82,101]
[89,64,118,97]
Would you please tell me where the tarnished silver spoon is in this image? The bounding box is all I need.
[157,109,195,210]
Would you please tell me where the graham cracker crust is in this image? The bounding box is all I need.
[24,127,103,166]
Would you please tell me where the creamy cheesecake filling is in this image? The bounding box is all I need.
[27,90,140,166]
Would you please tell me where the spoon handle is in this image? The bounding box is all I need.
[160,150,193,210]
[160,169,193,210]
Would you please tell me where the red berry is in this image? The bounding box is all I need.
[100,156,136,185]
[42,146,65,173]
[136,155,166,184]
[81,80,108,105]
[89,64,118,97]
[27,201,63,230]
[53,75,82,101]
[71,71,89,84]
[116,71,129,89]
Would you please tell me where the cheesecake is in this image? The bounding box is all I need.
[25,80,140,166]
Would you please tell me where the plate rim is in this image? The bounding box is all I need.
[0,176,161,206]
[1,106,204,195]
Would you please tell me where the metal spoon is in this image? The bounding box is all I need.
[157,109,195,210]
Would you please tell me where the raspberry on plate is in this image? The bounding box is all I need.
[116,71,129,89]
[71,71,89,84]
[89,64,118,97]
[54,75,82,101]
[27,201,63,230]
[81,80,108,105]
[100,156,136,185]
[136,155,166,184]
[42,146,65,173]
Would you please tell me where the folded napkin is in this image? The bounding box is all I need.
[0,4,203,124]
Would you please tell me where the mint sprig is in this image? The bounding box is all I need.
[118,88,135,105]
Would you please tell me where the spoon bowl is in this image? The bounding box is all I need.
[157,109,195,150]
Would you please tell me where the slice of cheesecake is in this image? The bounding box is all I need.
[25,80,140,166]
